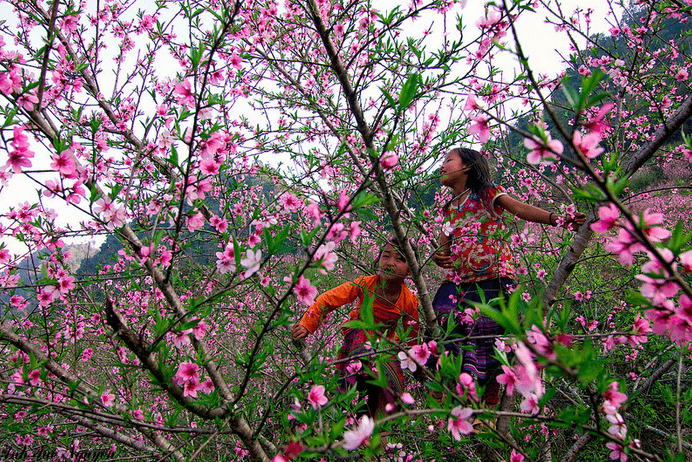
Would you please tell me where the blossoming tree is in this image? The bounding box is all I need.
[0,0,690,461]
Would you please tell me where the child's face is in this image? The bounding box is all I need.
[440,150,468,187]
[378,244,410,281]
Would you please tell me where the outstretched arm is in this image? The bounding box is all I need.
[496,195,586,230]
[290,278,363,339]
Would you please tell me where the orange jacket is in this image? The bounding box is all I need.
[299,275,419,342]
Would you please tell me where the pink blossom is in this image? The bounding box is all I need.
[174,362,200,385]
[18,92,39,111]
[513,343,544,399]
[200,378,215,394]
[183,378,202,398]
[526,325,555,359]
[6,126,35,173]
[210,215,228,233]
[676,68,689,81]
[307,384,328,409]
[636,274,679,307]
[157,249,173,267]
[305,201,322,227]
[604,228,645,265]
[170,331,191,348]
[447,406,473,440]
[605,442,627,462]
[606,412,628,439]
[0,69,21,95]
[380,151,399,169]
[573,130,604,159]
[641,248,675,275]
[342,416,374,451]
[101,391,115,407]
[174,79,195,109]
[216,245,236,274]
[314,241,337,274]
[192,319,210,341]
[10,295,28,311]
[81,348,94,362]
[410,343,430,369]
[680,250,692,273]
[509,449,526,462]
[337,190,351,212]
[0,247,10,264]
[247,233,262,248]
[58,274,75,294]
[186,212,205,232]
[11,368,25,385]
[240,249,262,278]
[584,103,613,135]
[279,193,303,213]
[229,52,242,69]
[400,392,415,405]
[636,209,671,242]
[397,350,417,372]
[456,372,478,401]
[345,361,362,384]
[294,275,318,306]
[496,365,518,395]
[28,369,41,386]
[468,114,491,143]
[519,393,540,415]
[349,221,362,244]
[463,93,481,111]
[200,158,220,175]
[524,134,563,164]
[591,204,621,233]
[326,222,348,242]
[93,196,127,230]
[604,382,627,411]
[629,314,651,346]
[50,150,77,177]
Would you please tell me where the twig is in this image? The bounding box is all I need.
[676,353,683,455]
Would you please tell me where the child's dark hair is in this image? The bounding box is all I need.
[449,147,492,194]
[375,236,420,267]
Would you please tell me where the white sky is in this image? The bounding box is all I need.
[0,0,622,256]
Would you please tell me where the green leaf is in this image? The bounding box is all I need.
[300,228,319,249]
[360,294,376,328]
[478,304,521,336]
[351,191,380,209]
[342,320,370,330]
[571,185,606,201]
[90,117,102,135]
[381,88,397,109]
[579,69,605,111]
[109,184,123,200]
[561,82,579,110]
[608,174,631,196]
[267,226,291,254]
[169,145,179,168]
[89,184,102,204]
[397,73,420,112]
[668,221,692,254]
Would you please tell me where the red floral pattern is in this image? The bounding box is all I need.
[444,185,516,283]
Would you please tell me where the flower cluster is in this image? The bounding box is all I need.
[496,341,544,415]
[172,362,215,398]
[591,204,692,344]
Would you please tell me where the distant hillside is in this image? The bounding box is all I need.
[64,242,100,272]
